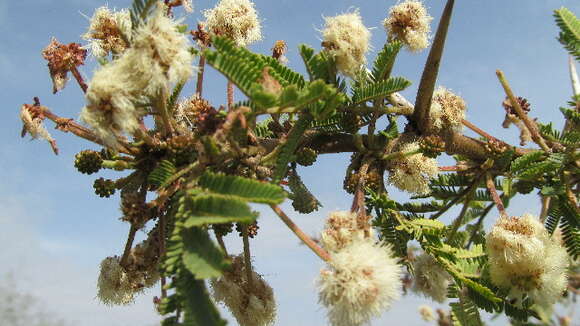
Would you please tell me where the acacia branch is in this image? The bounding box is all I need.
[486,173,507,218]
[270,205,330,262]
[496,70,550,152]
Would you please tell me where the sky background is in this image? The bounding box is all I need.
[1,0,579,325]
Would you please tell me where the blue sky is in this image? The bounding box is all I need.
[1,0,579,325]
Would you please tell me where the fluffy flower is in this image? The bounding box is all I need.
[418,305,435,322]
[320,211,372,252]
[387,141,439,195]
[430,86,467,131]
[383,0,432,52]
[97,256,136,305]
[211,255,276,326]
[321,10,371,77]
[203,0,262,47]
[412,253,451,303]
[318,239,402,326]
[486,214,568,308]
[81,3,193,147]
[82,6,132,57]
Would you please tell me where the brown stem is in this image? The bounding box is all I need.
[539,196,551,222]
[41,106,136,155]
[270,205,330,262]
[486,173,507,218]
[496,70,551,152]
[120,225,138,268]
[241,225,254,289]
[70,66,88,93]
[195,55,206,97]
[462,119,496,141]
[227,80,234,111]
[412,0,456,133]
[215,232,228,256]
[351,160,370,214]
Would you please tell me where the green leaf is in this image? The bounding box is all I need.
[510,151,544,173]
[554,7,580,60]
[130,0,157,30]
[198,172,286,204]
[272,115,312,183]
[148,160,177,187]
[178,271,228,326]
[351,77,411,105]
[178,192,258,227]
[181,227,229,279]
[372,41,403,82]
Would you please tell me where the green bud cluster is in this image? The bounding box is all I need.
[93,177,116,198]
[212,223,234,237]
[74,150,103,174]
[295,147,318,166]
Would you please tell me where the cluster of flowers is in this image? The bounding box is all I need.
[317,211,402,326]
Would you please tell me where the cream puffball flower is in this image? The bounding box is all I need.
[318,239,402,326]
[81,3,193,147]
[82,6,131,57]
[418,305,436,322]
[203,0,262,47]
[412,253,451,303]
[320,211,372,252]
[486,214,568,308]
[430,86,467,131]
[211,255,276,326]
[321,10,371,78]
[387,141,439,195]
[97,256,135,305]
[383,0,432,52]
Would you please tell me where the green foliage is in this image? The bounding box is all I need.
[178,192,258,227]
[254,118,275,138]
[168,82,186,113]
[510,151,544,174]
[271,115,312,183]
[554,7,580,60]
[148,160,177,187]
[130,0,157,30]
[288,171,321,214]
[198,172,286,204]
[371,41,403,82]
[450,288,484,326]
[179,274,227,326]
[181,227,229,279]
[350,77,412,106]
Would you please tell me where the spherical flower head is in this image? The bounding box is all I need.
[97,256,135,305]
[131,3,194,91]
[203,0,262,47]
[412,253,451,303]
[81,4,193,147]
[387,141,439,195]
[320,211,372,252]
[418,305,435,322]
[486,214,569,308]
[321,10,371,78]
[318,239,402,326]
[82,6,132,57]
[211,255,276,326]
[383,0,432,52]
[430,86,467,131]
